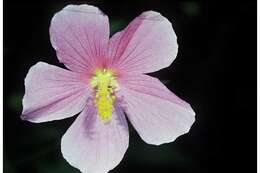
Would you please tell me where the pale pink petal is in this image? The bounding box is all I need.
[118,74,195,145]
[107,11,178,74]
[50,4,109,73]
[22,62,91,123]
[61,103,129,173]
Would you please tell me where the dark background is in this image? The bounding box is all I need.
[4,0,256,173]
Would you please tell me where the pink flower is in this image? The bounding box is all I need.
[21,4,195,173]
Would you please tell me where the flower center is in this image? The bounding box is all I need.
[90,69,118,122]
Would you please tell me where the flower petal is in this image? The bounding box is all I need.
[108,11,178,74]
[118,74,195,145]
[50,4,109,73]
[22,62,90,123]
[61,103,129,173]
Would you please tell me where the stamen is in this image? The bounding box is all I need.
[90,69,118,122]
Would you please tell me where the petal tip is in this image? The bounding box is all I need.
[140,11,162,19]
[20,114,27,121]
[20,113,37,123]
[62,4,104,16]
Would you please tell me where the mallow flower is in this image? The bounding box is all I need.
[21,4,195,173]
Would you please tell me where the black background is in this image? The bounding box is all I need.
[4,0,256,173]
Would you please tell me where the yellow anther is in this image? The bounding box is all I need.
[90,69,118,122]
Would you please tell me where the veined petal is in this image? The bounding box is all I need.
[22,62,90,123]
[108,11,178,74]
[118,74,195,145]
[50,4,109,73]
[61,103,129,173]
